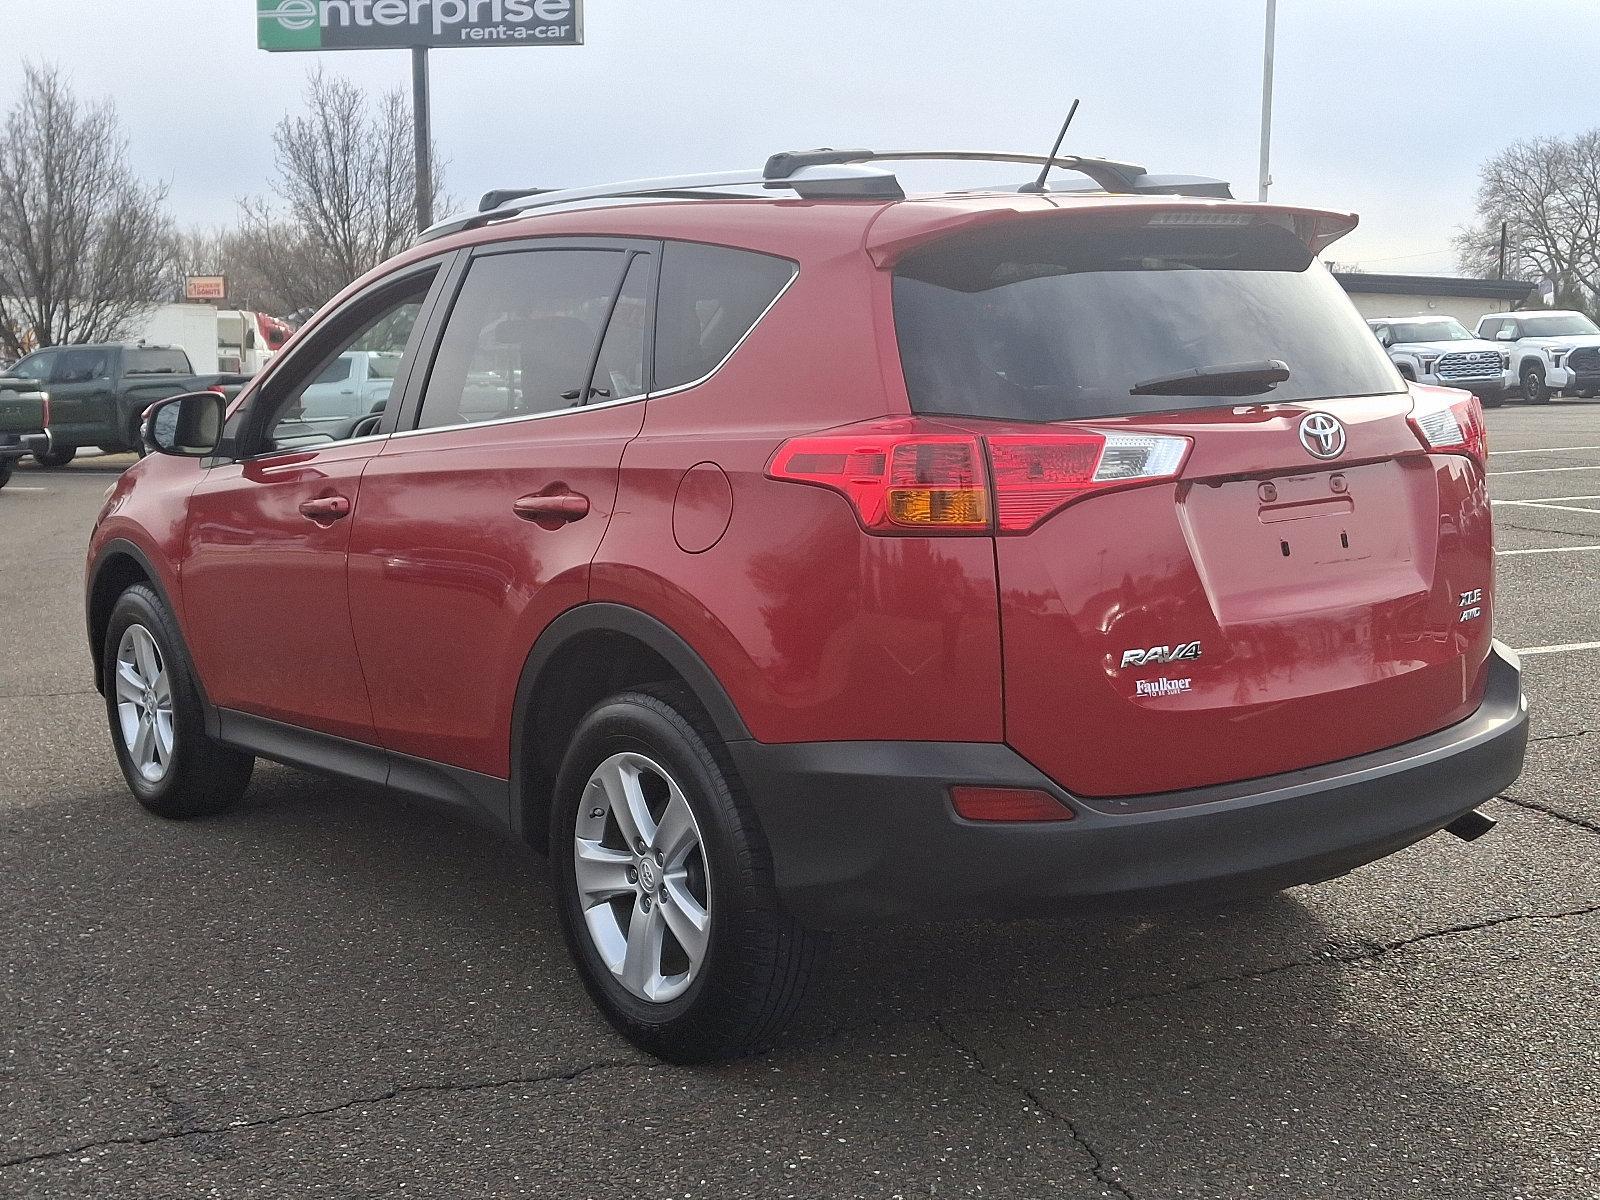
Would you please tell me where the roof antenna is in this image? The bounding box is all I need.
[1018,99,1080,194]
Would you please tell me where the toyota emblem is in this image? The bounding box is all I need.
[1298,412,1347,460]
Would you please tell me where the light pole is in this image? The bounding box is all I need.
[1258,0,1277,202]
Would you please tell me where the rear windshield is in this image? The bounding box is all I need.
[126,348,191,375]
[893,219,1402,421]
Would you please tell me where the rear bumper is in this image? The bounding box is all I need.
[730,643,1528,926]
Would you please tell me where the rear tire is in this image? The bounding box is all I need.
[103,584,254,818]
[0,458,12,489]
[32,443,75,468]
[1521,365,1550,404]
[550,685,826,1063]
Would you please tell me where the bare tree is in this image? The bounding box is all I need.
[238,70,447,313]
[0,64,174,357]
[1454,132,1600,313]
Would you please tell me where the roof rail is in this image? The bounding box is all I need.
[763,149,1231,198]
[417,150,1231,245]
[417,165,905,244]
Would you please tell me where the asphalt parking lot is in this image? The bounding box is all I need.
[3,410,1598,1200]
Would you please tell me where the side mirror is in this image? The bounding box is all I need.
[1495,328,1516,341]
[144,391,226,457]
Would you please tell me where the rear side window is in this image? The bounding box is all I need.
[417,249,629,430]
[893,219,1402,421]
[653,242,796,391]
[126,348,191,375]
[52,347,110,383]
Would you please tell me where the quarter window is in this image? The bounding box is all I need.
[653,242,796,391]
[125,348,190,375]
[416,249,630,430]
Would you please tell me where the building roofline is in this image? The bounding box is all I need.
[1333,271,1535,301]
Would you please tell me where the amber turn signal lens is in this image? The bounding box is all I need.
[950,786,1075,823]
[886,487,988,527]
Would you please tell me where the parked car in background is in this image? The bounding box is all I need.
[1475,310,1600,403]
[0,384,49,489]
[0,344,250,465]
[1367,317,1508,405]
[87,150,1526,1062]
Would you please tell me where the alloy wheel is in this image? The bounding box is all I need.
[114,624,174,783]
[573,751,711,1003]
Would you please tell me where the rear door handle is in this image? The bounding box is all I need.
[299,495,351,522]
[513,492,589,523]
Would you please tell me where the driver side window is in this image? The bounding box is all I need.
[257,272,434,455]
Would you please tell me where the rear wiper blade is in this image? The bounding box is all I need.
[1129,359,1291,397]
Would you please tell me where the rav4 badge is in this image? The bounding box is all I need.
[1121,641,1203,669]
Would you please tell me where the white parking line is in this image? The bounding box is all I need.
[1488,464,1600,476]
[1516,640,1600,657]
[1493,493,1600,503]
[1489,444,1600,455]
[1496,544,1600,556]
[1494,502,1600,515]
[2,486,48,492]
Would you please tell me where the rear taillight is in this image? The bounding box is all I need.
[987,431,1190,532]
[767,419,1191,535]
[1408,389,1487,469]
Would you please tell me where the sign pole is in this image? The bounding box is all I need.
[412,46,433,232]
[1257,0,1276,202]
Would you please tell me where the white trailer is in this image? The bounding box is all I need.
[129,303,220,374]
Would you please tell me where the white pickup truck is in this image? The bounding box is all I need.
[296,350,404,420]
[1474,310,1600,404]
[1367,316,1509,405]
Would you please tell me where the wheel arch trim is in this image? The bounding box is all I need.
[509,602,753,840]
[85,538,210,724]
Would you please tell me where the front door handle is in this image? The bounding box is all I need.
[513,492,589,523]
[299,495,351,522]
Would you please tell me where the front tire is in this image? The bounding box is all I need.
[32,443,75,468]
[1521,365,1550,404]
[0,458,12,489]
[550,686,826,1063]
[103,584,254,818]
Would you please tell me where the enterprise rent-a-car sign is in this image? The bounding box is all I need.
[258,0,582,50]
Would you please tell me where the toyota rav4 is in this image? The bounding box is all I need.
[86,149,1528,1062]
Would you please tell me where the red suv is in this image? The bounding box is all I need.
[88,150,1528,1062]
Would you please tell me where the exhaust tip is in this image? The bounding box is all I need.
[1445,809,1497,842]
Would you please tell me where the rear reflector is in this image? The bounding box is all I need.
[767,419,1190,535]
[950,786,1074,823]
[1408,388,1487,469]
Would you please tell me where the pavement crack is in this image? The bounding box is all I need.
[1527,729,1590,745]
[820,902,1600,1053]
[934,1017,1132,1200]
[933,1016,1136,1200]
[1498,792,1600,835]
[0,1059,627,1172]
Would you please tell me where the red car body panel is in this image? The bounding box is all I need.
[182,441,384,743]
[346,402,644,776]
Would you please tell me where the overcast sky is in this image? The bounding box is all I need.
[6,0,1599,275]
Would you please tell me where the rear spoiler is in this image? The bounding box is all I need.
[864,201,1360,268]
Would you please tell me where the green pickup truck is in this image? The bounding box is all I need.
[0,343,250,467]
[0,385,49,490]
